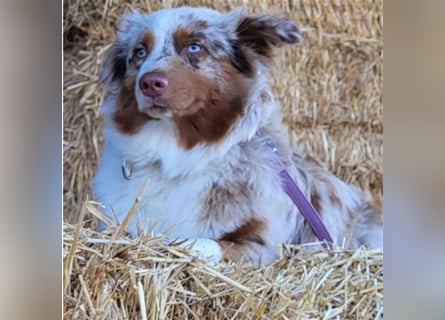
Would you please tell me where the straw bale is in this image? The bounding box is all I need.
[63,212,383,319]
[63,0,383,318]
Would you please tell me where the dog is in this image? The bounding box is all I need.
[93,6,383,263]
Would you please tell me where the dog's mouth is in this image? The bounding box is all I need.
[143,104,171,118]
[138,96,172,118]
[139,98,197,119]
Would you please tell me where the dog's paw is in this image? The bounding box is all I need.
[179,238,223,265]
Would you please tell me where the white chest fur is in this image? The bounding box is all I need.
[93,139,217,238]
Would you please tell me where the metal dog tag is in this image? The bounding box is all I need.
[122,160,133,180]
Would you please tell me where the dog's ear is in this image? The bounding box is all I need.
[100,42,127,84]
[100,11,145,84]
[117,9,144,34]
[227,8,303,58]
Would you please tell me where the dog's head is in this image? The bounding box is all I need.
[101,7,302,149]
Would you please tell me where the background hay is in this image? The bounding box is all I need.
[63,0,383,318]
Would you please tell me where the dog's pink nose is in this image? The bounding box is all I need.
[139,72,168,97]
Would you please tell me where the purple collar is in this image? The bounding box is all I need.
[265,141,334,249]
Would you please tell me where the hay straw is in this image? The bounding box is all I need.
[137,280,148,320]
[63,217,383,319]
[63,0,383,318]
[113,177,150,239]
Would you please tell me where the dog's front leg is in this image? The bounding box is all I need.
[176,238,224,264]
[175,237,272,264]
[179,238,272,264]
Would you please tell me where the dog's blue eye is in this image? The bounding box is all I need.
[136,47,147,58]
[187,44,201,53]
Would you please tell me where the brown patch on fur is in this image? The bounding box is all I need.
[173,27,209,68]
[322,179,342,209]
[142,31,154,52]
[173,97,243,149]
[163,62,212,115]
[303,154,342,209]
[112,81,153,134]
[166,60,248,149]
[217,219,267,262]
[329,192,342,208]
[201,179,268,262]
[173,22,209,49]
[173,28,191,53]
[187,51,202,69]
[219,219,266,245]
[310,188,322,214]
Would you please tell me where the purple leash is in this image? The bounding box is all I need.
[266,142,334,249]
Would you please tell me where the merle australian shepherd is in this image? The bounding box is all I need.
[93,7,383,263]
